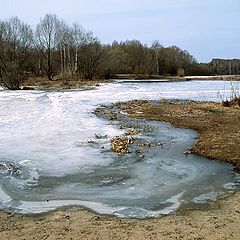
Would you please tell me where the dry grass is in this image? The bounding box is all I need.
[222,97,240,107]
[111,135,133,154]
[23,77,104,89]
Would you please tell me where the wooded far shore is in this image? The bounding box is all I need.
[1,14,240,90]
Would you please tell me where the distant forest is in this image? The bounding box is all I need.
[0,14,240,89]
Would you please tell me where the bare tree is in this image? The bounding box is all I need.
[35,14,60,80]
[78,35,104,80]
[71,23,87,75]
[0,14,209,88]
[58,22,87,81]
[151,41,164,75]
[57,21,72,81]
[0,17,33,89]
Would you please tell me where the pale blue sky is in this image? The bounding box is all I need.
[0,0,239,62]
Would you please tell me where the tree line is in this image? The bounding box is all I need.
[210,59,240,75]
[0,14,230,90]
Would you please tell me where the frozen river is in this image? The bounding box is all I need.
[0,80,239,218]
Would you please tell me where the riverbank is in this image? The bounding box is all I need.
[22,76,187,90]
[1,191,240,240]
[113,74,240,81]
[22,77,109,90]
[1,100,240,239]
[21,74,240,90]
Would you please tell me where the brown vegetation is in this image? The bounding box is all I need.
[111,128,140,154]
[111,135,133,154]
[22,77,104,89]
[222,97,240,107]
[210,58,240,75]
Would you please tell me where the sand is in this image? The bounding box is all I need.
[0,191,240,240]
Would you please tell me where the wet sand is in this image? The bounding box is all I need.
[1,100,240,240]
[0,192,240,240]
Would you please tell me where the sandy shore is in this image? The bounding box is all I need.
[1,100,240,240]
[0,191,240,240]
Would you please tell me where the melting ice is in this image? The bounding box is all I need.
[0,80,239,218]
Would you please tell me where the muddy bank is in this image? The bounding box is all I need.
[1,99,240,239]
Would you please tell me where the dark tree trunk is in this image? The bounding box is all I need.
[47,48,52,80]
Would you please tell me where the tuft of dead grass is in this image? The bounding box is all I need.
[222,97,240,107]
[111,135,133,154]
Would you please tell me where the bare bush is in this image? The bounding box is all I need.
[220,81,240,107]
[0,17,33,90]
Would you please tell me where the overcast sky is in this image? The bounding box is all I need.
[0,0,239,62]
